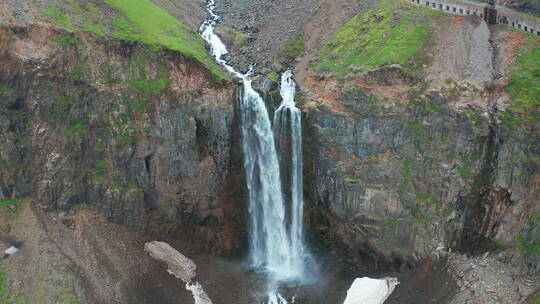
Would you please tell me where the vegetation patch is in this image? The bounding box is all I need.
[83,23,106,38]
[266,71,278,82]
[41,4,75,31]
[501,35,540,131]
[517,11,540,24]
[311,0,445,76]
[39,0,227,81]
[456,165,473,180]
[57,33,80,47]
[0,85,14,94]
[0,199,23,208]
[493,213,540,257]
[66,122,87,137]
[68,65,87,80]
[466,107,485,124]
[215,26,248,49]
[92,159,108,181]
[514,213,540,256]
[280,32,305,60]
[2,199,28,220]
[129,77,170,96]
[0,262,11,303]
[402,159,412,182]
[104,0,226,80]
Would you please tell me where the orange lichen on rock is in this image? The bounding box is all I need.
[504,30,525,68]
[452,16,465,25]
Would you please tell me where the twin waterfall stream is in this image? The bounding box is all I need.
[200,0,310,302]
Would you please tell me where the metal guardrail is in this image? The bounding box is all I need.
[404,0,540,36]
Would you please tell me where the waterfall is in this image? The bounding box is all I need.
[273,70,308,276]
[240,76,301,279]
[199,0,308,296]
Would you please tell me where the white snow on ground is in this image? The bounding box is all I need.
[4,246,19,255]
[186,281,213,304]
[343,277,399,304]
[144,241,213,304]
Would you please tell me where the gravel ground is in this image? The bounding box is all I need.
[446,252,539,304]
[216,0,321,73]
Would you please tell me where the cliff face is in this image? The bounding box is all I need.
[0,1,539,299]
[0,23,246,254]
[303,76,538,271]
[298,4,540,275]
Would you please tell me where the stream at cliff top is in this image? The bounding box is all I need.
[199,0,311,302]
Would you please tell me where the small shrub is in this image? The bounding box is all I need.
[57,33,80,47]
[281,32,305,59]
[266,71,278,82]
[0,85,14,93]
[456,165,473,180]
[41,5,75,30]
[68,65,87,80]
[83,24,106,38]
[129,77,170,96]
[66,123,87,137]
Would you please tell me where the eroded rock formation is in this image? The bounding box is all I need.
[0,23,245,255]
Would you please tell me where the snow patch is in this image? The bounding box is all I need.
[343,277,399,304]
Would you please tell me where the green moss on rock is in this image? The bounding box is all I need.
[311,0,446,76]
[266,71,278,82]
[281,32,305,59]
[39,0,228,81]
[215,26,248,49]
[502,35,540,131]
[104,0,226,80]
[41,4,75,31]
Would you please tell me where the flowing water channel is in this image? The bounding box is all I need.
[199,1,310,302]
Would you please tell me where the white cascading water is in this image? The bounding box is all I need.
[239,75,296,279]
[273,70,308,276]
[199,1,308,301]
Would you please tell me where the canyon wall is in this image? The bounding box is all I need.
[295,6,540,275]
[302,74,539,272]
[0,0,538,288]
[0,23,246,254]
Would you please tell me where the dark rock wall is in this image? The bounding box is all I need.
[0,24,246,254]
[302,81,539,273]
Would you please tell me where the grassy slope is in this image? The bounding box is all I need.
[517,11,540,23]
[501,34,540,130]
[39,0,227,81]
[0,262,9,303]
[1,234,30,303]
[104,0,225,79]
[311,0,446,77]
